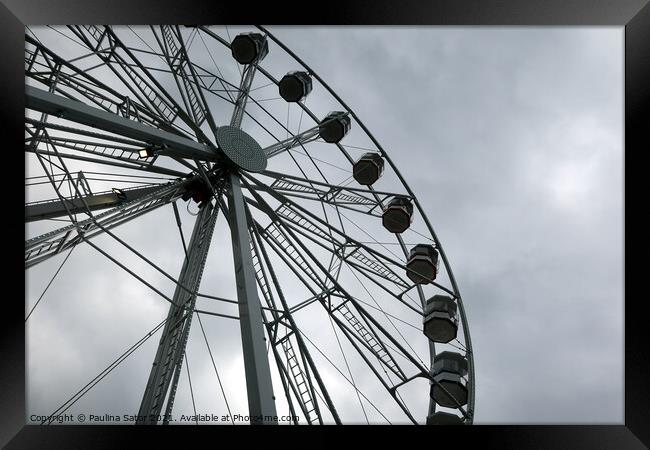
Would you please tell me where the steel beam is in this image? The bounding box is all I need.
[27,148,185,178]
[227,172,278,424]
[25,86,217,162]
[25,180,189,269]
[249,219,341,424]
[25,185,162,222]
[137,200,219,424]
[156,25,219,137]
[262,124,320,158]
[230,64,257,129]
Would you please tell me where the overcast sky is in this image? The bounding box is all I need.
[25,26,623,425]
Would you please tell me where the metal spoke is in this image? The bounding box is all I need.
[230,63,258,128]
[152,26,220,138]
[26,86,216,162]
[243,172,455,295]
[26,118,187,178]
[246,197,422,314]
[26,179,190,268]
[259,169,407,216]
[27,147,185,178]
[244,177,409,288]
[26,35,172,133]
[196,30,237,103]
[247,207,340,424]
[67,26,209,141]
[26,184,164,222]
[243,186,414,386]
[262,124,320,158]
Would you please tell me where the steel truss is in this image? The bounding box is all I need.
[137,190,221,424]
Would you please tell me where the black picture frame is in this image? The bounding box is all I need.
[1,0,648,448]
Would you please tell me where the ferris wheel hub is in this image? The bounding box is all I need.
[216,126,267,173]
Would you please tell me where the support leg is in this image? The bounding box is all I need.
[228,172,278,424]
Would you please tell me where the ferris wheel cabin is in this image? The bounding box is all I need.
[231,32,269,65]
[279,71,313,103]
[430,351,469,408]
[423,295,459,343]
[426,411,464,425]
[406,244,439,284]
[382,196,414,234]
[319,111,351,143]
[353,152,385,186]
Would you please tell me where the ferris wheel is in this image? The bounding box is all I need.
[25,25,475,425]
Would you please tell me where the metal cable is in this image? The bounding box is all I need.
[25,246,76,322]
[184,353,199,425]
[327,314,369,424]
[42,317,169,424]
[298,329,392,424]
[195,312,234,424]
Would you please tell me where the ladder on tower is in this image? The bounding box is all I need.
[280,336,318,424]
[249,234,319,424]
[335,303,404,380]
[160,25,206,126]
